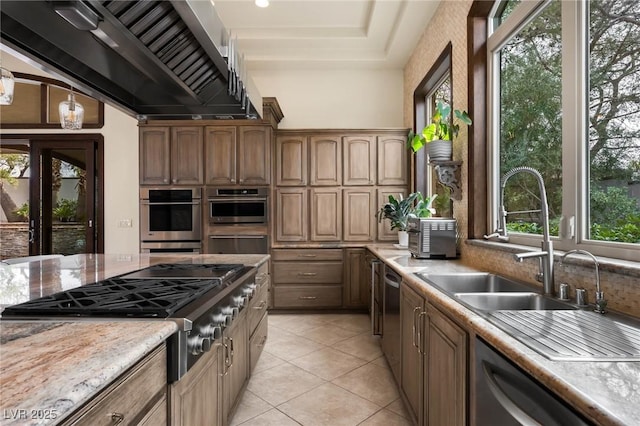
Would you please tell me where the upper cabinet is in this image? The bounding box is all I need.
[310,136,342,186]
[140,126,203,185]
[377,135,409,185]
[205,125,271,186]
[276,135,307,186]
[343,136,376,186]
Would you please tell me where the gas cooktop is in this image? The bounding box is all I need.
[119,263,247,280]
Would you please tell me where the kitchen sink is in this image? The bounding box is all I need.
[416,272,535,294]
[454,292,577,312]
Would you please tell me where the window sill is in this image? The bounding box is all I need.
[466,239,640,278]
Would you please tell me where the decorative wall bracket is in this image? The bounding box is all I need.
[431,160,462,200]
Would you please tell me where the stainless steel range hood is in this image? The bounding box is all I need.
[0,0,261,120]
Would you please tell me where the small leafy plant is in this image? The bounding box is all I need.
[14,202,29,221]
[408,101,472,153]
[376,192,438,231]
[53,198,77,222]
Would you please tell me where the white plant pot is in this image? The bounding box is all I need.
[398,230,409,247]
[428,140,452,161]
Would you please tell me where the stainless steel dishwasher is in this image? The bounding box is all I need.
[475,338,592,425]
[381,265,401,382]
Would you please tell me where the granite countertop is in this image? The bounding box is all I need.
[0,253,271,426]
[366,244,640,426]
[0,320,177,426]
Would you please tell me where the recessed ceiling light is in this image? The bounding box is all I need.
[255,0,269,8]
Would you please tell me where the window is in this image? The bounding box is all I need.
[487,0,639,261]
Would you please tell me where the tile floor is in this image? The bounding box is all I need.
[229,313,412,426]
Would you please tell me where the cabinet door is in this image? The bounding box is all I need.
[310,188,342,241]
[275,188,307,241]
[343,136,376,185]
[400,283,425,424]
[205,126,237,185]
[376,187,408,241]
[171,127,203,185]
[238,126,270,185]
[140,127,171,185]
[276,135,307,186]
[344,248,367,308]
[309,136,341,186]
[343,188,375,241]
[223,313,249,425]
[426,304,467,426]
[170,345,220,426]
[377,135,408,185]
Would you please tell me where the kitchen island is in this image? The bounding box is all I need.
[366,244,640,426]
[0,253,270,426]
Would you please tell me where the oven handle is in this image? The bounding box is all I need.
[141,201,201,206]
[209,197,267,202]
[209,235,267,239]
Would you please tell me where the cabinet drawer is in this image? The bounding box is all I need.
[249,278,269,334]
[274,286,343,308]
[138,393,167,426]
[271,249,343,261]
[273,262,343,284]
[249,313,268,374]
[62,345,167,426]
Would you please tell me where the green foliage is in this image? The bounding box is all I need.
[590,186,640,224]
[409,101,472,153]
[53,198,78,222]
[376,192,436,231]
[14,203,29,221]
[412,192,437,219]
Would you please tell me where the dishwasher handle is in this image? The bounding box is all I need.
[481,361,543,426]
[384,272,400,289]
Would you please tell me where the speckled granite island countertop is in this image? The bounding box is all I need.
[366,244,640,426]
[0,253,271,425]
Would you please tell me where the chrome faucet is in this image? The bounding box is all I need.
[486,167,554,296]
[560,249,607,314]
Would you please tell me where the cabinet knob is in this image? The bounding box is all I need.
[231,178,236,183]
[110,412,124,425]
[172,179,177,184]
[163,178,168,183]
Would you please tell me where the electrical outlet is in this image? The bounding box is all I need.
[118,219,132,228]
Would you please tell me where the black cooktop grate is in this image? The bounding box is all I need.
[1,277,221,318]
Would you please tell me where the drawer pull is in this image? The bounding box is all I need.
[298,272,317,277]
[110,413,124,425]
[299,296,317,300]
[253,301,267,310]
[298,254,317,258]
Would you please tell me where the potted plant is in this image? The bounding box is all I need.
[376,192,437,246]
[53,198,77,222]
[408,101,472,161]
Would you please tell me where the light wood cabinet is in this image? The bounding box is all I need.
[400,283,425,424]
[343,136,376,185]
[170,344,220,426]
[344,248,368,308]
[275,188,307,242]
[343,188,376,241]
[62,345,167,426]
[204,125,270,186]
[276,135,307,186]
[223,310,249,426]
[377,135,409,185]
[400,281,468,426]
[310,187,342,241]
[310,136,341,186]
[377,187,409,241]
[140,127,203,185]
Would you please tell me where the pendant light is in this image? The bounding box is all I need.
[59,88,84,130]
[0,66,15,105]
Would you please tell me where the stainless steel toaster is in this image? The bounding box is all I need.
[407,217,457,259]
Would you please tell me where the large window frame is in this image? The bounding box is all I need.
[486,0,638,262]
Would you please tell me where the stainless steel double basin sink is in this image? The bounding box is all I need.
[414,272,640,361]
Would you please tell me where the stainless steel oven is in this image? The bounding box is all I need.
[208,235,268,254]
[207,187,268,225]
[140,188,202,242]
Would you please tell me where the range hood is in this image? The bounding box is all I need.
[0,0,261,120]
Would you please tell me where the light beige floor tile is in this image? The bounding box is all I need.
[385,398,411,420]
[278,382,381,426]
[333,332,383,361]
[268,313,333,334]
[289,347,368,380]
[236,408,302,426]
[326,313,372,333]
[263,331,325,361]
[358,408,413,426]
[302,323,361,345]
[370,356,390,368]
[229,391,273,426]
[251,350,286,374]
[246,362,325,406]
[332,362,400,406]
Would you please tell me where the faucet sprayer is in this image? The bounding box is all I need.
[560,249,606,314]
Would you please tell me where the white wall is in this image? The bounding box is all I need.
[251,68,405,129]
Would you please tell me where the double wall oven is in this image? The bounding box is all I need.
[207,188,269,254]
[140,188,202,253]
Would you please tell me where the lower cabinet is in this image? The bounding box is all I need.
[344,248,369,308]
[400,281,468,426]
[62,344,167,426]
[223,310,249,426]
